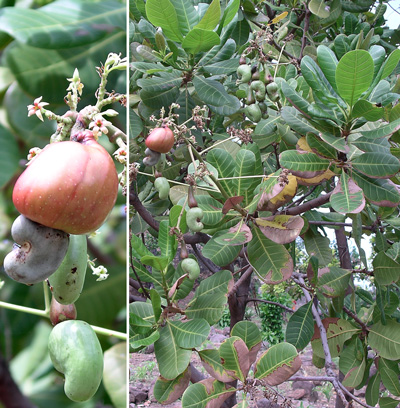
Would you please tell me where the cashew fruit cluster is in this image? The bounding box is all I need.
[236,62,280,123]
[143,126,174,167]
[48,320,103,402]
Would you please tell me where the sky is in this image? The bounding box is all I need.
[385,0,400,29]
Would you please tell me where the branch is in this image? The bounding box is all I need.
[246,298,294,314]
[129,189,160,231]
[343,306,369,334]
[229,266,253,296]
[283,192,333,215]
[300,7,311,59]
[286,186,317,208]
[191,244,219,274]
[308,221,374,230]
[294,275,348,407]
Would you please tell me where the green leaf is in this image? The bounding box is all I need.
[154,325,192,379]
[330,172,365,214]
[352,100,384,121]
[103,343,127,408]
[252,114,280,148]
[206,149,235,196]
[202,231,241,267]
[381,366,400,396]
[286,301,314,351]
[342,357,366,388]
[195,0,221,30]
[303,230,332,267]
[306,134,337,159]
[280,151,330,178]
[181,379,236,408]
[130,302,155,324]
[141,254,169,271]
[170,0,198,36]
[336,50,374,106]
[159,220,177,262]
[351,171,400,207]
[381,49,400,80]
[219,336,250,382]
[220,0,240,28]
[254,343,301,385]
[130,330,160,350]
[317,45,338,91]
[168,318,210,348]
[150,289,162,323]
[247,226,293,284]
[312,318,360,358]
[373,252,400,286]
[309,0,330,18]
[317,266,352,298]
[4,30,125,104]
[193,75,240,115]
[379,397,400,408]
[281,106,319,136]
[202,58,240,75]
[0,0,125,49]
[130,313,153,335]
[351,152,400,178]
[0,124,19,188]
[153,369,191,404]
[182,28,220,54]
[358,117,400,139]
[280,80,311,118]
[231,321,262,362]
[145,0,184,42]
[366,372,381,407]
[186,293,227,324]
[199,349,236,382]
[194,270,233,299]
[368,320,400,360]
[234,149,257,205]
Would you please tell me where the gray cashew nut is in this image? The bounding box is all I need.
[143,147,161,167]
[4,215,69,285]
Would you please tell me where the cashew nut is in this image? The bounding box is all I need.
[143,147,161,167]
[4,215,69,285]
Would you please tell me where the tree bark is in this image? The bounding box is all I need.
[0,353,37,408]
[334,227,353,408]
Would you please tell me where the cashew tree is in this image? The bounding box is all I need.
[129,0,400,407]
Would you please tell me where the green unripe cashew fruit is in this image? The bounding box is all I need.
[181,258,200,281]
[266,81,278,95]
[143,147,161,167]
[48,234,87,305]
[154,177,170,200]
[250,80,266,101]
[246,87,255,105]
[48,320,103,402]
[236,64,252,84]
[186,207,204,232]
[245,104,262,123]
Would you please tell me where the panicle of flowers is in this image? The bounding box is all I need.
[89,115,111,139]
[27,97,49,122]
[113,147,127,164]
[88,257,109,281]
[27,147,42,162]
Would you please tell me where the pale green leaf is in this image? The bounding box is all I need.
[368,320,400,361]
[286,301,314,351]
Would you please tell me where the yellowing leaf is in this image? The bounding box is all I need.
[271,11,288,24]
[297,136,312,153]
[296,169,335,186]
[264,175,298,211]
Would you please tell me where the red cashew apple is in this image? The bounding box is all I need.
[145,127,175,153]
[13,133,118,235]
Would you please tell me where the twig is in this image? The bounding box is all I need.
[300,7,311,59]
[342,306,369,334]
[191,244,220,274]
[129,189,160,231]
[246,297,294,313]
[285,186,317,208]
[282,192,333,215]
[308,221,374,230]
[229,266,253,296]
[294,275,348,407]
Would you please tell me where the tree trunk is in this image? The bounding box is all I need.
[334,227,352,408]
[224,269,253,407]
